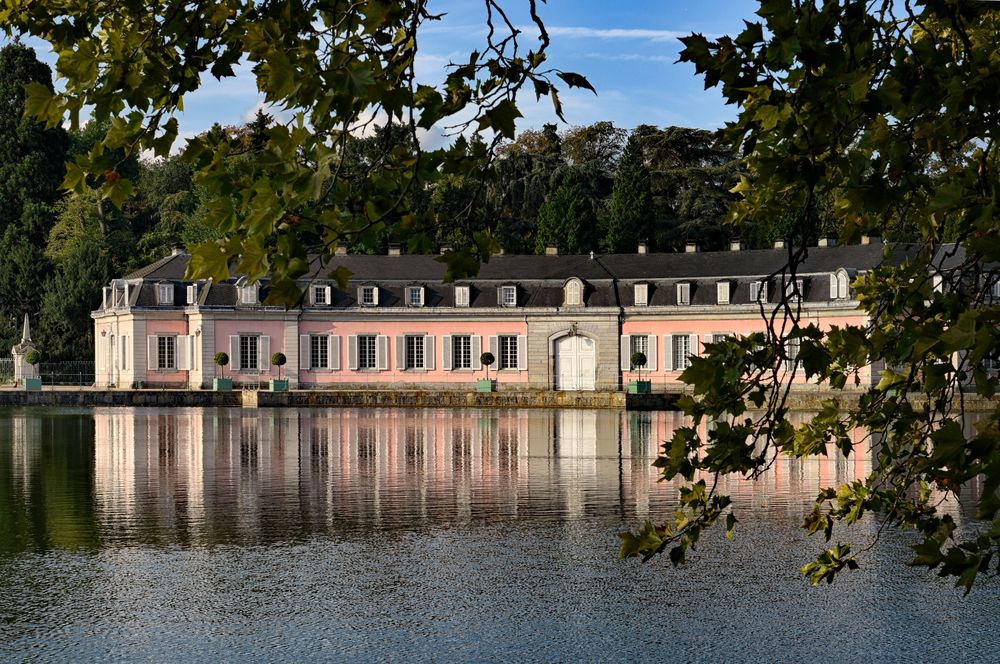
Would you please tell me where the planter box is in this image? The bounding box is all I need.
[270,379,289,392]
[24,377,42,391]
[627,380,652,394]
[475,379,496,393]
[213,378,233,391]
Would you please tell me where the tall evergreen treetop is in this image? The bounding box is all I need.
[606,133,653,253]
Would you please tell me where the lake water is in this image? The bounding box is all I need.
[0,406,998,662]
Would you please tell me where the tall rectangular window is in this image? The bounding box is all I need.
[676,282,691,306]
[452,335,472,369]
[672,335,692,371]
[717,281,730,305]
[407,287,424,307]
[501,286,517,307]
[240,335,259,371]
[630,335,649,367]
[157,336,175,369]
[405,335,425,369]
[751,280,768,303]
[712,333,731,345]
[310,335,329,369]
[312,286,327,305]
[358,335,377,369]
[785,338,800,371]
[499,335,518,369]
[158,284,173,305]
[634,283,648,306]
[360,286,376,306]
[455,286,470,307]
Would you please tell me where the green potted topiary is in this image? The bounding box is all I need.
[627,351,651,394]
[476,351,496,392]
[23,349,42,391]
[213,352,232,391]
[270,352,288,391]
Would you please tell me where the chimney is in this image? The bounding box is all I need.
[818,235,838,248]
[729,238,745,252]
[637,242,648,255]
[861,232,879,246]
[685,241,701,253]
[774,239,787,250]
[171,247,184,256]
[545,245,558,256]
[334,243,348,256]
[388,243,402,256]
[439,244,452,255]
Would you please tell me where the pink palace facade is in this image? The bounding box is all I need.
[92,238,898,391]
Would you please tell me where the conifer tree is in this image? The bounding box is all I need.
[534,171,597,255]
[606,134,653,252]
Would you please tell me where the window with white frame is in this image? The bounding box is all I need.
[831,269,851,300]
[239,284,257,305]
[630,335,649,368]
[452,335,472,369]
[672,335,692,371]
[310,335,329,369]
[158,283,173,305]
[455,285,470,307]
[716,281,730,305]
[239,335,259,371]
[634,283,648,306]
[785,337,800,371]
[499,335,518,369]
[565,280,582,306]
[676,282,691,306]
[405,335,425,369]
[407,286,424,307]
[157,336,176,369]
[712,333,731,345]
[360,285,377,306]
[312,285,328,305]
[992,280,1000,300]
[358,335,377,369]
[785,278,804,302]
[750,280,768,303]
[501,285,517,307]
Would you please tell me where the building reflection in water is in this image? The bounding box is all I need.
[0,407,982,550]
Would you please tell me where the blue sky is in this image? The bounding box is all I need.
[10,0,762,142]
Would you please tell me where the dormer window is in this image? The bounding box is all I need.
[359,285,378,306]
[455,285,470,307]
[716,281,730,305]
[564,279,583,307]
[634,283,648,307]
[238,282,258,305]
[829,269,852,300]
[500,285,517,308]
[407,286,425,307]
[785,278,804,302]
[311,285,331,306]
[157,283,174,305]
[751,280,768,303]
[186,283,199,305]
[676,282,691,306]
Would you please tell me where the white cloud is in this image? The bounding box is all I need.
[539,26,690,42]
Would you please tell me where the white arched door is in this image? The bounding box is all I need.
[554,335,596,391]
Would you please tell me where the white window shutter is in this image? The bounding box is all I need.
[442,335,452,370]
[147,336,158,370]
[424,335,435,370]
[372,287,379,306]
[663,335,674,371]
[395,336,406,370]
[230,335,240,371]
[689,334,699,358]
[489,335,498,358]
[356,286,364,304]
[177,336,191,370]
[329,335,340,370]
[377,335,388,370]
[830,273,838,299]
[348,335,358,370]
[620,335,631,371]
[299,335,311,370]
[517,335,527,371]
[472,335,482,370]
[325,286,332,305]
[260,336,271,371]
[647,336,657,371]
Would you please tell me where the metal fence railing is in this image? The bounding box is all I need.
[38,361,95,386]
[0,357,12,384]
